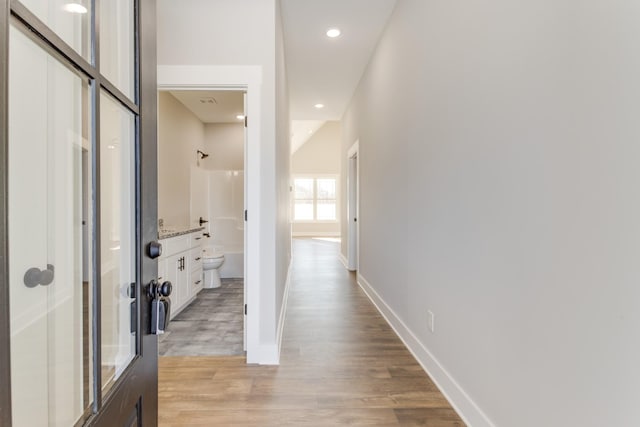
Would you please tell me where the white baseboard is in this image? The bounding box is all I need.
[275,259,293,362]
[292,231,341,237]
[250,344,280,365]
[338,252,348,269]
[357,274,495,427]
[246,259,292,366]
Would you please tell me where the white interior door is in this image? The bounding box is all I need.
[243,91,248,351]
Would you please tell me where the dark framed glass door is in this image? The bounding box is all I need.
[0,0,158,425]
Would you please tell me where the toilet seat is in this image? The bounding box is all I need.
[203,249,224,260]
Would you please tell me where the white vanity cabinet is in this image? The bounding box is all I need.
[190,246,204,295]
[158,230,204,319]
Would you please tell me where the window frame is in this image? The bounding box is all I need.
[292,174,339,223]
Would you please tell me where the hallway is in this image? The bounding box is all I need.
[158,238,465,426]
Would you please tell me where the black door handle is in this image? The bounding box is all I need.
[148,279,172,298]
[24,264,55,288]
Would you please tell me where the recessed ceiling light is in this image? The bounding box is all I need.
[314,103,324,109]
[63,3,87,13]
[326,28,341,38]
[236,115,245,120]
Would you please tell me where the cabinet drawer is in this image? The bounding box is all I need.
[163,235,191,256]
[191,233,204,247]
[190,247,203,271]
[191,268,203,295]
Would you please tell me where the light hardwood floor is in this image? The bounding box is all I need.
[159,238,466,426]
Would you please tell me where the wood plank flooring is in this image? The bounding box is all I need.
[159,238,466,426]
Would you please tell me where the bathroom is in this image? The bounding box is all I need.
[156,89,246,356]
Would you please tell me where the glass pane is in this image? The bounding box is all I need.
[294,178,314,199]
[294,201,314,221]
[317,201,337,221]
[19,0,91,60]
[9,24,93,426]
[100,0,135,99]
[317,178,336,200]
[100,92,136,394]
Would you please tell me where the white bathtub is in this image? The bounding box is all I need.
[207,217,244,278]
[203,245,243,278]
[218,244,244,279]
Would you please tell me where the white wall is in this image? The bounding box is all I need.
[292,121,341,236]
[341,0,640,426]
[158,0,291,363]
[203,123,244,170]
[274,0,291,348]
[157,91,205,227]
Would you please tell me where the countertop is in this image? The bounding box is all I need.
[158,226,205,240]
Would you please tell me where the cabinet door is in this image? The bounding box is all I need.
[158,257,168,284]
[165,254,182,318]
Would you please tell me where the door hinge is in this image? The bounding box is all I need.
[244,116,248,128]
[244,304,247,315]
[244,210,247,221]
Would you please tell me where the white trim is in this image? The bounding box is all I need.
[252,344,280,365]
[357,273,496,427]
[292,231,341,237]
[275,260,293,359]
[158,65,262,364]
[347,140,359,158]
[293,220,340,224]
[346,141,359,271]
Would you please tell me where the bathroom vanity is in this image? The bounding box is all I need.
[158,227,205,320]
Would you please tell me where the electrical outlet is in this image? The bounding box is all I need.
[427,310,435,333]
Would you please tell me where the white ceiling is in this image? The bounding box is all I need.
[280,0,397,121]
[162,2,397,152]
[168,90,245,124]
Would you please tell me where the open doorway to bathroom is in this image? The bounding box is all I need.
[156,89,247,357]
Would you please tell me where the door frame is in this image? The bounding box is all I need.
[347,140,359,272]
[158,65,262,363]
[0,0,11,424]
[0,0,159,424]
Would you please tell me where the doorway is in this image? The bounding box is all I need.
[156,89,247,357]
[157,65,262,363]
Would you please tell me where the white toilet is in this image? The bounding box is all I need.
[202,247,225,289]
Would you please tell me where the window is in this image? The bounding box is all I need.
[293,177,337,221]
